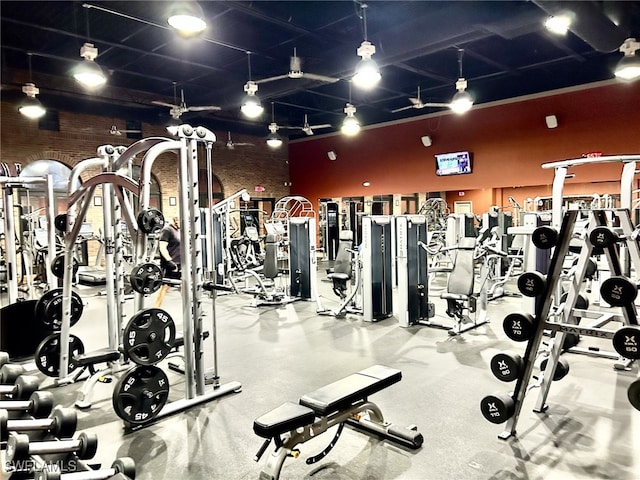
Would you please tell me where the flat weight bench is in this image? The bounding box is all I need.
[253,365,423,480]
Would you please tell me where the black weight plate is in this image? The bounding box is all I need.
[54,214,67,232]
[540,357,570,381]
[600,276,637,307]
[628,379,640,411]
[34,333,85,377]
[612,326,640,360]
[123,308,176,366]
[503,312,536,342]
[517,271,546,297]
[589,226,617,249]
[35,289,84,330]
[137,209,165,234]
[50,254,79,279]
[562,333,581,351]
[112,365,169,425]
[531,226,558,250]
[130,263,163,295]
[480,393,515,424]
[490,352,522,382]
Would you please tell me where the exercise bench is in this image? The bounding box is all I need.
[253,365,423,480]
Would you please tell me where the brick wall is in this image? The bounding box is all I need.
[1,101,290,263]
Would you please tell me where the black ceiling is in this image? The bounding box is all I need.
[1,1,639,138]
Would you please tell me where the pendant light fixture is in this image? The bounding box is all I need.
[241,52,264,118]
[73,9,106,88]
[167,1,207,37]
[450,49,473,114]
[19,53,46,119]
[615,38,640,81]
[342,81,361,136]
[352,3,381,90]
[266,103,283,148]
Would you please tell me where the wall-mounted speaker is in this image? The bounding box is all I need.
[545,115,558,129]
[327,150,337,160]
[421,135,432,147]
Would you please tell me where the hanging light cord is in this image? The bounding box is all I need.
[362,4,369,41]
[246,51,253,81]
[457,48,464,78]
[271,102,275,122]
[27,53,34,82]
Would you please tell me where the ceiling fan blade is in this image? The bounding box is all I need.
[301,73,340,83]
[409,97,421,105]
[185,105,222,112]
[234,142,255,146]
[309,124,332,129]
[280,125,304,130]
[152,100,179,108]
[391,105,414,113]
[422,102,451,108]
[255,74,290,85]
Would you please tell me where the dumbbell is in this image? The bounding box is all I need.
[6,431,99,462]
[540,357,570,381]
[503,312,536,342]
[0,352,9,368]
[628,378,640,412]
[612,325,640,360]
[1,406,77,442]
[480,392,515,424]
[517,271,546,297]
[490,352,523,382]
[0,391,54,418]
[0,375,41,399]
[531,226,558,250]
[1,363,26,385]
[34,457,136,480]
[600,276,638,307]
[588,226,640,249]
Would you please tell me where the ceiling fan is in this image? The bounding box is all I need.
[109,124,141,136]
[255,48,340,85]
[220,131,254,149]
[152,83,221,119]
[281,114,332,136]
[392,86,450,113]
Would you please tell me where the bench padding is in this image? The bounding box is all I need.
[299,365,401,416]
[253,401,316,439]
[72,349,120,367]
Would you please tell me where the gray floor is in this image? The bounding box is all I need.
[2,267,639,480]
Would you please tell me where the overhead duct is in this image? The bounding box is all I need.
[532,0,627,53]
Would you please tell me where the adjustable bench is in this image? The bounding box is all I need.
[253,365,423,480]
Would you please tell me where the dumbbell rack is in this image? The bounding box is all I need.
[494,209,639,440]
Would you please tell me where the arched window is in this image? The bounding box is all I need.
[198,170,224,207]
[18,159,80,216]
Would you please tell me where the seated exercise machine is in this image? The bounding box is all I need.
[253,365,423,480]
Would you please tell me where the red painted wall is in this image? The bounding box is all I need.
[289,81,640,212]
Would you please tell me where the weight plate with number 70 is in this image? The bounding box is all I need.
[123,308,176,366]
[112,365,169,425]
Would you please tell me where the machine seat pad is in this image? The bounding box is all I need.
[440,293,469,301]
[73,349,120,367]
[328,272,350,281]
[253,401,316,439]
[299,365,401,416]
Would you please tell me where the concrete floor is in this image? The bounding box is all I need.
[1,267,639,480]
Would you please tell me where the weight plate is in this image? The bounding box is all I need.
[490,352,522,382]
[34,333,85,377]
[34,289,84,330]
[130,263,163,295]
[112,365,169,425]
[137,209,165,234]
[503,312,536,342]
[600,276,638,307]
[562,333,580,351]
[123,308,176,366]
[531,226,558,250]
[628,379,640,411]
[612,326,640,360]
[517,271,546,297]
[480,393,515,424]
[51,254,79,279]
[112,457,136,478]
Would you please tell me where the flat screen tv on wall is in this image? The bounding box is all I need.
[435,151,472,176]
